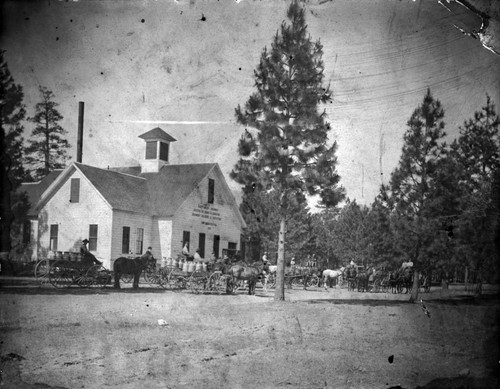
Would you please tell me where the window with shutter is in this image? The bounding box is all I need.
[122,226,130,254]
[208,179,214,204]
[136,228,144,255]
[89,224,98,251]
[70,178,80,203]
[50,224,58,251]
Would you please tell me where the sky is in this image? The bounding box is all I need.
[2,0,499,208]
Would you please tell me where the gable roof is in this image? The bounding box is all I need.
[112,163,216,217]
[76,163,150,214]
[138,127,177,143]
[29,162,244,225]
[19,170,63,217]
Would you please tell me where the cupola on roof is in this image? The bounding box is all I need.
[138,127,177,143]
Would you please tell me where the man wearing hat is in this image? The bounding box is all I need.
[80,239,102,265]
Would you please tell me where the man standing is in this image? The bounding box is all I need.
[261,252,269,291]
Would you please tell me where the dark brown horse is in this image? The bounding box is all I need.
[356,269,369,292]
[113,252,156,289]
[228,261,268,295]
[211,257,240,293]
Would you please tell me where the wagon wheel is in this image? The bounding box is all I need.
[292,276,305,288]
[208,271,226,295]
[74,267,92,288]
[143,267,158,286]
[165,268,184,291]
[34,259,51,284]
[155,267,170,289]
[167,272,186,291]
[266,273,276,289]
[189,271,208,294]
[86,265,110,288]
[49,260,74,288]
[306,274,320,288]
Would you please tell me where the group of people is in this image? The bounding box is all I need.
[182,242,216,262]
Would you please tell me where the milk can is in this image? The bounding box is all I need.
[195,262,202,272]
[187,261,195,273]
[202,262,208,272]
[166,257,173,267]
[182,261,189,273]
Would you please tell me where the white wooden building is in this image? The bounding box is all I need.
[21,128,246,270]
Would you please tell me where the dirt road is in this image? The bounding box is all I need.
[0,284,498,389]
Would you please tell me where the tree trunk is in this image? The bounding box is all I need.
[274,216,286,301]
[409,269,419,303]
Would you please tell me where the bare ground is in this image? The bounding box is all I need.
[0,283,499,389]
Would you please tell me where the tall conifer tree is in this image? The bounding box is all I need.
[385,89,450,301]
[25,86,70,179]
[0,50,27,254]
[231,1,344,300]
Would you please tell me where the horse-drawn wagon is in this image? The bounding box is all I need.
[47,254,111,289]
[142,257,236,294]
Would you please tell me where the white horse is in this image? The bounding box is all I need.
[261,265,277,292]
[322,267,345,289]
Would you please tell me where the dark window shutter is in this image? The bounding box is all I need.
[122,226,130,254]
[198,233,206,258]
[70,178,80,202]
[213,235,220,258]
[208,179,214,204]
[89,224,98,251]
[182,231,190,249]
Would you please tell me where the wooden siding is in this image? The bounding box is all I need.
[38,169,114,269]
[171,168,244,260]
[109,211,156,267]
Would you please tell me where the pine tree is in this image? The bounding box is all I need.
[231,1,344,300]
[450,96,500,284]
[386,89,450,302]
[0,50,27,254]
[451,95,499,189]
[240,188,313,266]
[25,86,70,179]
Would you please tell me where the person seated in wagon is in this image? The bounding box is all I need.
[80,239,102,266]
[193,249,203,262]
[182,242,194,261]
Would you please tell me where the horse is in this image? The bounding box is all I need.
[344,266,357,291]
[356,269,370,292]
[322,267,344,289]
[211,257,240,293]
[260,265,277,292]
[389,270,401,293]
[399,267,414,293]
[113,252,156,289]
[228,261,268,295]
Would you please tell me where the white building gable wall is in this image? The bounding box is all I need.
[109,211,156,267]
[38,169,113,268]
[171,170,244,259]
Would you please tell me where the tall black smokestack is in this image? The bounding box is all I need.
[77,101,84,163]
